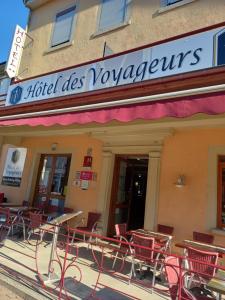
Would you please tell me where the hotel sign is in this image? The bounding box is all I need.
[6,25,225,106]
[5,25,26,79]
[2,148,27,187]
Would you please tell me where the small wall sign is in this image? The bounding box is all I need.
[2,147,27,187]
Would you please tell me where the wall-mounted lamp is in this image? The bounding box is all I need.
[51,143,58,151]
[174,175,186,188]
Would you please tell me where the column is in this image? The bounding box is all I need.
[97,151,115,235]
[144,151,161,230]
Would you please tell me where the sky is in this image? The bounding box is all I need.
[0,1,29,63]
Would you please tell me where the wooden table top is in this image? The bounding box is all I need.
[175,240,225,256]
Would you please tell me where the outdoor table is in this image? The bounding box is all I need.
[175,240,225,257]
[206,270,225,300]
[39,210,83,284]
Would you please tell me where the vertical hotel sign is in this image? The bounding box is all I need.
[2,148,27,187]
[5,25,26,78]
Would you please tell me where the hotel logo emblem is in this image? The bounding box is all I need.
[9,86,23,105]
[214,28,225,67]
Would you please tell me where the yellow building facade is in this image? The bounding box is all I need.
[1,0,225,249]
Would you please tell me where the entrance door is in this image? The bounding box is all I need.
[33,154,71,212]
[107,155,148,236]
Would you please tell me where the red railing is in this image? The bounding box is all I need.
[0,217,224,300]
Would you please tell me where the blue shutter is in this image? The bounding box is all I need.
[167,0,182,5]
[161,0,182,6]
[160,0,168,6]
[51,6,76,47]
[99,0,127,31]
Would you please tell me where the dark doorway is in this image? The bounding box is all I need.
[107,155,148,236]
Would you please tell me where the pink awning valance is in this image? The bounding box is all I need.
[0,92,225,127]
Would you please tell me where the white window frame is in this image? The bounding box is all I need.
[93,0,131,37]
[48,4,78,51]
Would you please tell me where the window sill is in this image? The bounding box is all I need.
[91,20,131,39]
[211,228,225,236]
[154,0,196,17]
[44,40,74,55]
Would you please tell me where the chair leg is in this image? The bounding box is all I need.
[71,231,76,244]
[112,251,119,269]
[129,257,136,283]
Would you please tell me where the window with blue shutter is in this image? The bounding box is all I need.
[51,6,76,47]
[99,0,127,31]
[160,0,183,6]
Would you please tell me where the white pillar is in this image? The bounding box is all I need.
[97,151,115,235]
[144,151,161,230]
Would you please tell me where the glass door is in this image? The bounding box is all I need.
[34,154,71,212]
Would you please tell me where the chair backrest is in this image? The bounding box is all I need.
[157,224,174,235]
[0,193,4,203]
[186,246,219,280]
[29,212,43,229]
[86,212,101,230]
[164,256,195,300]
[63,207,74,213]
[47,205,59,213]
[193,231,214,244]
[132,233,155,261]
[0,207,10,224]
[22,200,29,207]
[115,223,127,237]
[36,201,48,213]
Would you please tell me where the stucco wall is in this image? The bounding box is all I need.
[158,128,225,248]
[20,0,225,78]
[0,135,103,224]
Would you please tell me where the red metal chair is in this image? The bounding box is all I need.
[112,223,130,268]
[0,207,14,242]
[27,212,44,242]
[157,224,174,235]
[71,212,101,243]
[193,232,214,244]
[63,207,74,213]
[186,246,219,290]
[0,193,5,204]
[115,223,128,238]
[164,256,212,300]
[47,205,59,213]
[130,233,158,288]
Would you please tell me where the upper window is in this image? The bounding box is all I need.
[51,6,76,48]
[161,0,183,6]
[99,0,128,32]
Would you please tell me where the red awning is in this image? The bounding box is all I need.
[0,92,225,127]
